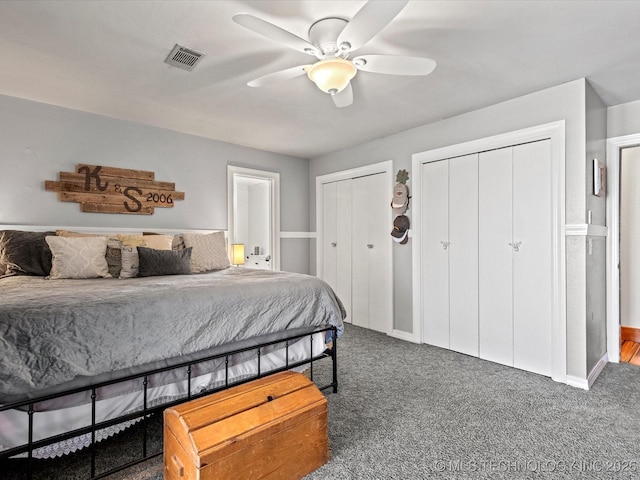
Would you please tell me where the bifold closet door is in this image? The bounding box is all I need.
[322,182,338,294]
[322,180,352,324]
[448,154,479,356]
[421,160,450,349]
[366,172,391,333]
[335,180,353,325]
[351,173,389,333]
[512,140,552,376]
[479,148,514,366]
[421,154,478,353]
[478,140,552,376]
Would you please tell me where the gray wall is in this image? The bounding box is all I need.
[608,99,640,138]
[0,94,311,273]
[584,81,608,375]
[310,79,601,380]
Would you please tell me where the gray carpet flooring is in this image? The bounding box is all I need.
[306,325,640,479]
[3,323,640,479]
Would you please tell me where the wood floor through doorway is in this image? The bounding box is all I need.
[620,341,640,366]
[621,327,640,366]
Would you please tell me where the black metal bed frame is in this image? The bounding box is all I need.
[0,325,338,480]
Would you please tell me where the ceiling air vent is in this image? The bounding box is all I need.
[164,44,205,71]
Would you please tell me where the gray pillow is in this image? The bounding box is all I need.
[0,230,56,278]
[137,246,192,277]
[182,232,230,273]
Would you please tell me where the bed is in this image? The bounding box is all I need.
[0,228,345,479]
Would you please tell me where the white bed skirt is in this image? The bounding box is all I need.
[1,332,326,459]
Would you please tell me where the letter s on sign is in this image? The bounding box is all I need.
[123,186,142,213]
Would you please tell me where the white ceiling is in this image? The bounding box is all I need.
[0,0,639,159]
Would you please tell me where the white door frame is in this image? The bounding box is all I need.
[411,121,567,383]
[605,133,640,362]
[227,165,280,271]
[315,161,394,333]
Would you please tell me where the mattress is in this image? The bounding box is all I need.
[0,267,345,404]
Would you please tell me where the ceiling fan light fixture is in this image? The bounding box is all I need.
[306,58,357,94]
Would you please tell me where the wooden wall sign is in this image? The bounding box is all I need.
[45,165,185,215]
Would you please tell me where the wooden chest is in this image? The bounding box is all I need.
[164,371,329,480]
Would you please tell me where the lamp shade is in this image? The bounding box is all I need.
[231,244,245,266]
[306,58,357,95]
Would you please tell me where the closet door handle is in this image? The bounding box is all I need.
[367,244,374,249]
[508,241,522,252]
[331,242,337,247]
[440,241,450,250]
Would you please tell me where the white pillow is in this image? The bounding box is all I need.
[182,232,230,273]
[119,245,140,279]
[46,236,109,279]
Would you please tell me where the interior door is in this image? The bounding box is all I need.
[512,139,553,376]
[322,182,338,294]
[421,160,450,348]
[351,173,390,332]
[351,175,370,329]
[479,147,514,366]
[336,179,353,324]
[366,172,390,333]
[448,153,479,356]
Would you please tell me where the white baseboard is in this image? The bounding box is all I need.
[389,329,421,344]
[566,353,608,390]
[566,375,590,390]
[587,352,608,389]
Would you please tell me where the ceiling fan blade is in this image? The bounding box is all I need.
[332,83,353,108]
[247,64,311,87]
[337,0,409,53]
[353,55,436,76]
[233,13,319,56]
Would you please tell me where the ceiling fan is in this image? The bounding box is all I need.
[232,0,436,108]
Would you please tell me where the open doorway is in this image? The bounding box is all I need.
[606,134,640,363]
[227,166,280,270]
[619,145,640,365]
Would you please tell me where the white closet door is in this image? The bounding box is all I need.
[422,160,450,348]
[336,179,353,324]
[351,175,371,329]
[323,172,390,332]
[449,154,479,356]
[322,182,338,294]
[512,140,552,376]
[367,172,391,333]
[479,147,514,366]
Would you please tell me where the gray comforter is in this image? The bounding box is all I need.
[0,268,345,403]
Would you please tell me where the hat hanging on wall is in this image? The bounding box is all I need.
[391,169,410,215]
[390,214,410,244]
[391,183,410,215]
